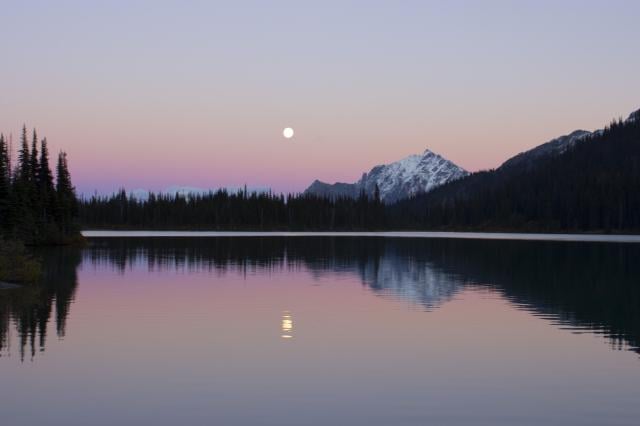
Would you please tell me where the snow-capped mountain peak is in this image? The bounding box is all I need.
[304,149,468,203]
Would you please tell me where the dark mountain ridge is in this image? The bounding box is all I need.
[390,108,640,232]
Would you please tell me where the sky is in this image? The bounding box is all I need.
[1,0,639,195]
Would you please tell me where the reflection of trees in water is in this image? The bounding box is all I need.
[418,239,640,354]
[5,237,640,357]
[371,239,640,353]
[83,237,640,353]
[85,237,291,276]
[6,237,636,359]
[0,248,81,361]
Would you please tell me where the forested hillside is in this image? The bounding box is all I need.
[389,115,640,232]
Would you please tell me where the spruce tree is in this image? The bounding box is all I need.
[10,126,35,240]
[0,134,10,233]
[17,125,30,183]
[56,151,77,235]
[28,129,44,238]
[38,138,56,227]
[0,134,9,195]
[30,129,39,184]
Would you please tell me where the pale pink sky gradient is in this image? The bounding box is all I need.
[1,1,639,195]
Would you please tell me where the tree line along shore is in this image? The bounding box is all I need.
[0,127,80,284]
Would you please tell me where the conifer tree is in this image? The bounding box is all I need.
[0,134,10,232]
[38,138,56,223]
[0,134,9,194]
[28,129,44,237]
[16,125,30,183]
[9,126,35,240]
[30,129,39,184]
[56,151,77,234]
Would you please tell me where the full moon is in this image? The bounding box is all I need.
[283,127,294,139]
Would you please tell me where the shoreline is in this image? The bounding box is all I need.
[0,281,22,290]
[81,230,640,243]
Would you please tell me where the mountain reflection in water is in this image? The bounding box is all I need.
[1,237,639,359]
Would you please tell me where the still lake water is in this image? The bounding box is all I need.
[2,235,640,425]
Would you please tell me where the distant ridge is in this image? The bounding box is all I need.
[121,186,269,201]
[501,108,640,171]
[499,130,591,170]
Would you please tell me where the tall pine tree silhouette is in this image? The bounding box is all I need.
[38,138,56,226]
[29,129,42,239]
[56,151,77,235]
[11,126,35,240]
[0,134,10,233]
[16,126,30,183]
[29,129,39,184]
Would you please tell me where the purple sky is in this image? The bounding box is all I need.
[1,1,639,195]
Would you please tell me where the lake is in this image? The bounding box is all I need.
[2,235,640,425]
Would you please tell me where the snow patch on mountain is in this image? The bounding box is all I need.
[304,149,468,203]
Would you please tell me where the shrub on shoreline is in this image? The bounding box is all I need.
[0,239,41,284]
